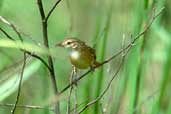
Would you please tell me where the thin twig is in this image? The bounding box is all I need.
[46,0,63,21]
[59,7,164,94]
[37,0,58,93]
[67,68,75,114]
[0,16,51,72]
[74,88,78,114]
[0,16,22,41]
[133,8,157,114]
[0,27,51,71]
[73,68,78,114]
[24,50,51,71]
[60,70,92,94]
[69,99,90,114]
[67,67,78,114]
[10,53,26,114]
[0,16,51,71]
[67,87,73,114]
[0,103,54,112]
[0,27,14,41]
[77,57,124,114]
[37,0,60,113]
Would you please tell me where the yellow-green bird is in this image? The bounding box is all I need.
[56,38,100,69]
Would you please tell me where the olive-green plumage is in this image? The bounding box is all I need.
[56,38,99,69]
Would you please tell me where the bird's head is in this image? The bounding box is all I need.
[56,38,84,49]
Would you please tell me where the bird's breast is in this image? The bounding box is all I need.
[70,51,80,60]
[69,50,94,69]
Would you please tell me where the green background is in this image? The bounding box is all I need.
[0,0,171,114]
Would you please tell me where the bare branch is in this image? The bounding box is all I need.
[0,16,22,41]
[0,103,54,112]
[37,0,60,113]
[77,65,122,114]
[10,53,26,114]
[60,70,92,94]
[0,27,14,41]
[0,27,51,71]
[37,0,58,92]
[46,0,63,21]
[24,50,51,71]
[69,99,90,114]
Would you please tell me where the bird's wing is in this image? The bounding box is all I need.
[87,46,96,59]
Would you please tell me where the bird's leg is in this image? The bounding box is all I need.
[73,66,78,86]
[73,66,78,75]
[69,66,78,84]
[72,66,78,113]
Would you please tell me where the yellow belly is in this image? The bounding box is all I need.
[69,51,94,69]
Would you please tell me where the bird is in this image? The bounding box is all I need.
[56,37,100,70]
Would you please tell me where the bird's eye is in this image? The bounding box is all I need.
[67,42,71,45]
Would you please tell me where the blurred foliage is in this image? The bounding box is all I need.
[0,0,171,114]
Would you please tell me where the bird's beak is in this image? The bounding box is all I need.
[55,42,63,47]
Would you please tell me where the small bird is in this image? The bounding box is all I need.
[56,37,100,70]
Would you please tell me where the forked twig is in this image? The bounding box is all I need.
[46,0,63,21]
[0,16,22,41]
[0,16,51,72]
[37,0,60,113]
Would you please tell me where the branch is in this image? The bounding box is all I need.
[0,27,14,41]
[46,0,63,21]
[69,99,90,114]
[37,0,60,113]
[77,59,123,114]
[0,103,54,113]
[0,26,51,71]
[0,16,22,41]
[24,50,52,71]
[10,53,26,114]
[37,0,58,92]
[59,7,164,94]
